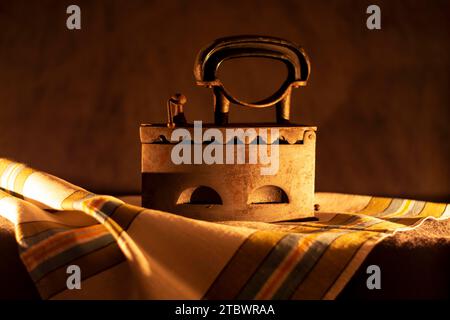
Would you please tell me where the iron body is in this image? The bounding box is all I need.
[141,35,316,222]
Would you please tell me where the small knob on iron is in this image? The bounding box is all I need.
[167,93,187,128]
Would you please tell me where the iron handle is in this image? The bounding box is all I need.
[193,35,311,125]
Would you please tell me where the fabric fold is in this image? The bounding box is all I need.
[0,158,448,299]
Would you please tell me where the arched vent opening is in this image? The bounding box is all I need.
[249,185,288,204]
[177,186,223,205]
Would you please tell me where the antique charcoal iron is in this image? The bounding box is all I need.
[140,35,316,222]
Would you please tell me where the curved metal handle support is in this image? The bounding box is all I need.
[193,35,311,125]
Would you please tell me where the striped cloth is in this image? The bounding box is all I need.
[0,158,449,299]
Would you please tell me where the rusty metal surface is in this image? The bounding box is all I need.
[141,35,317,222]
[140,125,317,145]
[141,128,316,221]
[194,36,311,125]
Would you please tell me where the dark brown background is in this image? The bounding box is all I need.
[0,0,449,200]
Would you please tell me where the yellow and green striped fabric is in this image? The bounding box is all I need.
[0,158,448,299]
